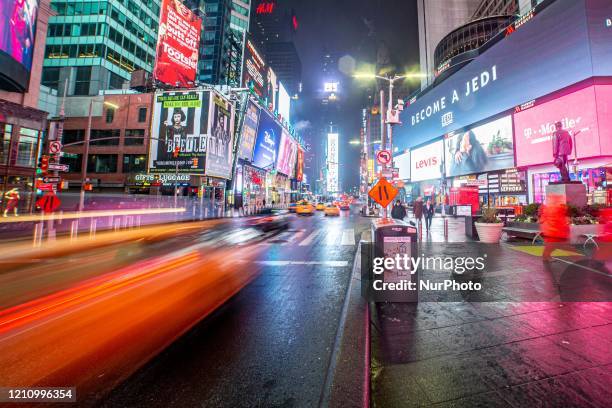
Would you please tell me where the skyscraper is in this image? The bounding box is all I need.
[41,0,160,95]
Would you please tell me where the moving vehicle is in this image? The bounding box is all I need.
[296,201,315,216]
[339,202,350,210]
[324,204,340,216]
[315,202,325,211]
[288,202,298,213]
[246,210,290,232]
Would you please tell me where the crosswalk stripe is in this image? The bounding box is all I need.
[326,229,341,246]
[298,230,319,246]
[286,229,307,244]
[341,229,355,246]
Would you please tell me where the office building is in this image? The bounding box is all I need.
[265,42,301,96]
[41,0,160,95]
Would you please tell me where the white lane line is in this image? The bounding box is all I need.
[299,230,319,246]
[326,229,341,246]
[341,229,355,246]
[286,229,307,245]
[256,260,349,267]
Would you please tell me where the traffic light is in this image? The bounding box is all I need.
[37,155,49,175]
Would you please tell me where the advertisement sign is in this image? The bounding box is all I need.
[149,91,210,173]
[514,85,606,167]
[242,38,267,99]
[327,133,339,193]
[0,0,38,91]
[296,148,304,182]
[395,151,411,180]
[153,0,201,88]
[444,115,514,177]
[278,82,291,123]
[252,110,281,170]
[410,140,443,182]
[276,128,293,176]
[267,67,278,110]
[394,0,612,151]
[205,94,235,179]
[238,100,260,161]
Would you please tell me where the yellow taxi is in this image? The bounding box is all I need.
[324,204,340,216]
[296,200,315,216]
[315,202,325,211]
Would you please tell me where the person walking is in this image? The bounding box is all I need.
[424,198,435,232]
[3,188,20,217]
[391,200,407,221]
[413,196,424,226]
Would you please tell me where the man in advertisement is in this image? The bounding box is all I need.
[552,121,573,182]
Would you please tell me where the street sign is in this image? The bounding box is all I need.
[376,150,392,166]
[49,141,62,154]
[48,163,69,172]
[36,193,61,213]
[368,177,398,208]
[37,183,55,192]
[43,176,61,183]
[60,152,78,158]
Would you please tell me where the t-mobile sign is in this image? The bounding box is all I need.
[410,140,443,182]
[513,84,610,167]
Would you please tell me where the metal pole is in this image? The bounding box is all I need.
[174,160,179,207]
[79,99,93,212]
[387,78,394,168]
[379,89,385,153]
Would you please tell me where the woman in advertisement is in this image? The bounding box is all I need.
[163,108,187,157]
[450,130,488,175]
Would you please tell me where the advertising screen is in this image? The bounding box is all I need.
[327,133,339,193]
[0,0,38,91]
[242,38,267,99]
[238,100,260,161]
[278,82,291,123]
[395,151,411,180]
[276,128,293,176]
[205,93,235,179]
[444,115,514,177]
[267,67,278,111]
[153,0,201,88]
[394,0,612,151]
[514,85,605,167]
[296,148,304,182]
[410,140,443,182]
[252,110,281,170]
[149,91,210,173]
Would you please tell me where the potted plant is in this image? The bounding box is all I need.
[475,207,504,243]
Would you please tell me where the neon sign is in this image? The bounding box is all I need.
[256,2,275,14]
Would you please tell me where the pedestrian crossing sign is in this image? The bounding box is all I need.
[368,177,398,208]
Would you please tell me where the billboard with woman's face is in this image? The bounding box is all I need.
[0,0,38,91]
[444,115,514,177]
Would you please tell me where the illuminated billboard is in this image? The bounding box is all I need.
[205,93,235,179]
[276,128,293,176]
[395,151,411,180]
[0,0,39,91]
[242,38,267,99]
[444,115,514,177]
[327,133,339,193]
[296,148,304,182]
[278,82,291,123]
[149,91,210,174]
[252,110,281,170]
[238,100,260,161]
[153,0,201,88]
[410,140,443,182]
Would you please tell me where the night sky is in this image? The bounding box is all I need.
[286,0,420,191]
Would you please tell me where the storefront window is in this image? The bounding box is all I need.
[87,154,118,173]
[16,128,39,167]
[0,124,12,165]
[533,168,607,204]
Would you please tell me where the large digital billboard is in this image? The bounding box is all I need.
[153,0,201,88]
[395,151,411,180]
[149,91,210,173]
[278,82,291,123]
[296,148,304,182]
[252,110,281,170]
[238,100,260,161]
[444,115,514,177]
[205,93,235,179]
[327,133,339,193]
[410,140,443,182]
[276,128,293,176]
[513,84,612,167]
[242,38,267,99]
[0,0,38,91]
[394,0,612,151]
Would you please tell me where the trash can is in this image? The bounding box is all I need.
[368,218,419,302]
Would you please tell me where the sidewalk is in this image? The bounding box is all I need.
[370,216,611,407]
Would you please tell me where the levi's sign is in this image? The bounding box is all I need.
[410,140,443,182]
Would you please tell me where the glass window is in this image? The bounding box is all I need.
[87,154,118,173]
[137,108,147,123]
[0,124,12,165]
[62,129,85,145]
[124,129,145,145]
[91,129,120,145]
[105,107,115,123]
[16,128,39,168]
[62,153,82,173]
[122,154,147,173]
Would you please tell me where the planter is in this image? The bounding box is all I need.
[569,223,600,244]
[475,222,504,243]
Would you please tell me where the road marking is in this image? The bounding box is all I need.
[256,260,349,267]
[299,230,319,246]
[326,229,341,246]
[341,229,355,246]
[286,229,307,245]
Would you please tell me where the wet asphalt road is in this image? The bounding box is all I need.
[99,207,370,408]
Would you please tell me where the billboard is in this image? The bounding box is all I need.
[238,100,260,161]
[205,93,235,179]
[513,84,610,167]
[153,0,201,88]
[276,128,293,176]
[394,0,612,151]
[267,67,278,110]
[296,148,304,182]
[395,151,411,180]
[242,38,267,99]
[444,115,514,177]
[410,140,443,182]
[327,133,339,193]
[149,91,210,173]
[0,0,38,91]
[252,110,281,170]
[278,82,291,123]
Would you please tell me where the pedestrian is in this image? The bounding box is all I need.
[413,196,424,226]
[391,200,406,221]
[424,198,435,231]
[540,194,570,262]
[3,188,20,217]
[263,198,266,207]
